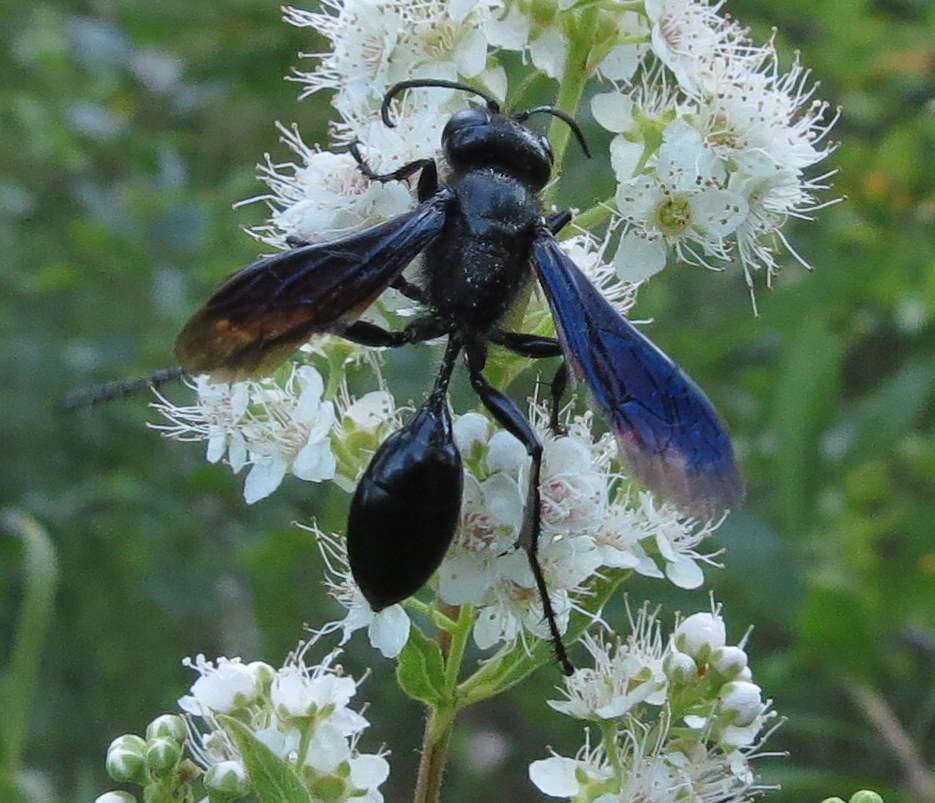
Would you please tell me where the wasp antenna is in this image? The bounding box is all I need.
[515,106,592,158]
[61,367,187,410]
[381,80,501,127]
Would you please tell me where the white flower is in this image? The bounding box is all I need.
[150,376,249,470]
[179,656,259,716]
[438,472,523,605]
[529,740,614,799]
[614,117,748,272]
[471,535,600,650]
[548,606,668,720]
[350,753,391,800]
[595,11,650,83]
[529,26,568,79]
[240,365,337,502]
[644,0,758,94]
[635,491,722,589]
[244,124,416,249]
[342,390,398,431]
[286,0,501,119]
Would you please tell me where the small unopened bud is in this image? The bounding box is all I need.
[674,613,726,661]
[146,714,187,743]
[663,650,697,683]
[719,681,764,727]
[453,412,490,454]
[108,734,146,756]
[95,792,137,803]
[711,646,748,679]
[145,736,182,772]
[819,798,846,803]
[248,660,276,690]
[204,760,249,796]
[849,793,884,803]
[106,735,146,783]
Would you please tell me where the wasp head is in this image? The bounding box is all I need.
[380,80,591,192]
[442,107,555,190]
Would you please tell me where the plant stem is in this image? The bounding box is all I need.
[562,196,617,239]
[542,6,599,209]
[412,606,473,803]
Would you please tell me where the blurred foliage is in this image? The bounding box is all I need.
[1,0,934,800]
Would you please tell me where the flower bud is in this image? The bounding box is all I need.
[95,793,137,803]
[146,714,187,743]
[719,681,764,727]
[849,793,884,803]
[108,734,146,756]
[674,613,726,661]
[453,412,490,454]
[711,646,748,679]
[105,735,146,783]
[204,760,249,796]
[248,660,276,690]
[145,736,182,772]
[663,650,697,683]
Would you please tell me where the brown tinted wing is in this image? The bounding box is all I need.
[175,191,451,382]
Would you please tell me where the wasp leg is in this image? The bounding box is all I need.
[339,317,447,348]
[349,141,434,183]
[390,276,426,303]
[545,210,572,234]
[491,332,567,434]
[466,342,574,676]
[547,362,568,435]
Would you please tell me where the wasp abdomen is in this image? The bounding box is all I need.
[347,398,463,611]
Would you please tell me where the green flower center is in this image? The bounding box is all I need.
[656,196,693,235]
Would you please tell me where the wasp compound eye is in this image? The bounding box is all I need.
[346,397,463,611]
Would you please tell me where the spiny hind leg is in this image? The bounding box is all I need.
[465,341,573,675]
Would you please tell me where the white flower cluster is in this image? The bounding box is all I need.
[182,651,389,802]
[530,605,778,802]
[151,364,401,503]
[97,650,389,803]
[306,401,722,660]
[151,364,337,503]
[593,1,838,296]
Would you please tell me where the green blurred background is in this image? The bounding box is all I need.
[2,0,934,800]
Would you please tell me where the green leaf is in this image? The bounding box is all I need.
[459,569,629,706]
[217,715,311,803]
[395,625,447,705]
[838,356,935,461]
[771,317,843,538]
[0,511,58,800]
[798,583,875,680]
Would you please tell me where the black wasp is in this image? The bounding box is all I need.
[173,79,744,674]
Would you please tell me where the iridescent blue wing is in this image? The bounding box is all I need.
[532,231,744,519]
[175,190,452,382]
